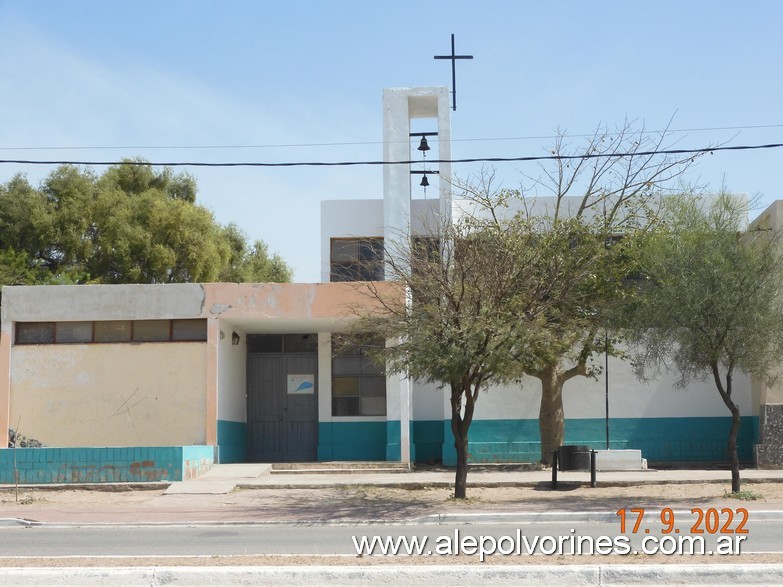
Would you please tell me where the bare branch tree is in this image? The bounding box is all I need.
[493,120,703,463]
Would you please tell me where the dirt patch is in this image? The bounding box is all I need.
[203,482,782,522]
[0,487,165,507]
[1,481,781,524]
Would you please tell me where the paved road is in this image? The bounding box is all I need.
[1,516,781,558]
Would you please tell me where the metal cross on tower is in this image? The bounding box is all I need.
[434,34,473,111]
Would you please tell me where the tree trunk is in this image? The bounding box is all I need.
[536,365,565,466]
[727,404,742,493]
[712,362,742,494]
[450,381,475,499]
[453,435,469,499]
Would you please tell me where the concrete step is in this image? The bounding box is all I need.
[270,461,410,474]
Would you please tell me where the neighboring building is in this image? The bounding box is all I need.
[0,86,775,483]
[0,282,402,482]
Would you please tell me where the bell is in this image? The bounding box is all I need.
[420,175,430,187]
[417,136,430,152]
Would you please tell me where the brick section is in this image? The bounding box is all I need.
[0,445,214,484]
[756,404,783,468]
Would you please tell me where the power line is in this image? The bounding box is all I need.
[0,141,383,151]
[1,124,782,152]
[0,142,781,169]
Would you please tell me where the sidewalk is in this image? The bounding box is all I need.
[2,463,783,526]
[166,463,783,494]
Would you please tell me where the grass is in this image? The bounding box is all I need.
[0,494,38,505]
[724,489,762,501]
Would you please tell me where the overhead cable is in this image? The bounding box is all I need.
[0,142,781,169]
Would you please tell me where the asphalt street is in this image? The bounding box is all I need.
[2,516,782,558]
[3,466,783,584]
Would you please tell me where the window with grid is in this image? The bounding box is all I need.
[331,339,386,416]
[15,319,207,345]
[330,238,384,282]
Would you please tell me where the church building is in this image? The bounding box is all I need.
[0,86,779,483]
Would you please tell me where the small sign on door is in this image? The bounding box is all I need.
[287,374,315,394]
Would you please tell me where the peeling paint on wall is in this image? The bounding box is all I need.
[0,445,214,483]
[2,284,206,323]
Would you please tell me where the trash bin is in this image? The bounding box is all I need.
[558,445,591,471]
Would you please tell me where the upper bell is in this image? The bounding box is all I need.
[419,175,430,187]
[417,136,430,152]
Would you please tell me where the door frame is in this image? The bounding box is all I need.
[246,349,319,462]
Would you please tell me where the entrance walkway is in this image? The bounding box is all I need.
[165,464,271,495]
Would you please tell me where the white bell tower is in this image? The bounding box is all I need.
[381,87,452,463]
[382,86,452,250]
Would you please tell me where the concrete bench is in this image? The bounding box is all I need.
[551,448,646,489]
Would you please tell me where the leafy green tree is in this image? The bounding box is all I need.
[482,120,701,464]
[346,196,610,498]
[624,194,783,492]
[520,217,637,463]
[0,174,56,269]
[219,223,293,283]
[0,161,291,287]
[0,249,39,287]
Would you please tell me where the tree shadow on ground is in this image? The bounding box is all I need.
[217,481,761,522]
[226,487,451,522]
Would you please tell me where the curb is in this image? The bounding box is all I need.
[0,518,39,527]
[1,564,782,586]
[0,483,169,493]
[3,474,783,493]
[429,509,783,524]
[233,476,783,490]
[13,509,783,528]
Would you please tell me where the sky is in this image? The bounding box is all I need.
[1,1,782,281]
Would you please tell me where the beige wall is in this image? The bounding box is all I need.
[0,282,400,446]
[749,200,783,410]
[10,342,207,447]
[0,331,10,449]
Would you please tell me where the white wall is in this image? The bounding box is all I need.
[216,324,247,423]
[410,199,440,236]
[320,198,440,284]
[464,355,753,422]
[412,379,445,421]
[320,199,384,282]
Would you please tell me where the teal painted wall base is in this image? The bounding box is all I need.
[213,415,759,465]
[437,417,759,466]
[409,421,416,463]
[0,445,214,484]
[217,420,247,464]
[318,421,386,461]
[413,420,444,463]
[386,421,400,461]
